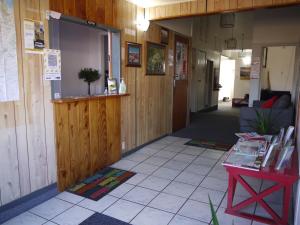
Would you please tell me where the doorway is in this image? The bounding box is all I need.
[172,35,189,132]
[218,56,236,102]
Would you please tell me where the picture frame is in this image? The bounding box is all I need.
[160,28,169,45]
[146,42,166,76]
[126,42,142,67]
[240,67,251,80]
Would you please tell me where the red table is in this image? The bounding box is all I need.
[223,149,299,225]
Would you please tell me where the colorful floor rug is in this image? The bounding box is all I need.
[80,213,131,225]
[185,139,232,151]
[68,167,135,201]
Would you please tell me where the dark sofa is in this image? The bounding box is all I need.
[240,95,294,133]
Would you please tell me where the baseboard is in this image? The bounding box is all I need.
[0,183,58,224]
[122,134,169,158]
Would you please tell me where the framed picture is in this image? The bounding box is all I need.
[126,42,142,67]
[161,28,169,45]
[240,67,251,80]
[146,42,166,75]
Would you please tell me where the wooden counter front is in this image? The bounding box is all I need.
[53,94,128,191]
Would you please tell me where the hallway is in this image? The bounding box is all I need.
[173,102,240,145]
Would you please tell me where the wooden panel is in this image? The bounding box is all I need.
[272,0,299,5]
[253,0,273,7]
[54,96,122,191]
[237,0,253,9]
[106,97,121,164]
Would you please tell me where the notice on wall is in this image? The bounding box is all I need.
[0,0,19,102]
[250,57,261,79]
[43,49,61,80]
[24,19,45,54]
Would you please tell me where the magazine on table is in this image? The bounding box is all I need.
[234,139,267,156]
[275,146,295,170]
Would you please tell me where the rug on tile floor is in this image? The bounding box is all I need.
[80,213,131,225]
[185,139,232,151]
[68,167,135,201]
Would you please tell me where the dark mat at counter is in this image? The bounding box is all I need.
[185,139,232,151]
[80,213,131,225]
[68,167,135,201]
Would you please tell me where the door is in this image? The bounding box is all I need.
[205,60,214,107]
[173,35,189,132]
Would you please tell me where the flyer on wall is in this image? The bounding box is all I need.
[24,19,45,54]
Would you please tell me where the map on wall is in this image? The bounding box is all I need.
[0,0,19,102]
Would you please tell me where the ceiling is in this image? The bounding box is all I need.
[126,0,192,8]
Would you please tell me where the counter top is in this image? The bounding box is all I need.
[52,93,129,103]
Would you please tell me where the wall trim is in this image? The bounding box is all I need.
[0,184,58,224]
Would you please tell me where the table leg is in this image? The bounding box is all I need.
[227,174,237,209]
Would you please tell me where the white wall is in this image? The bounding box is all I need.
[60,20,106,97]
[219,57,235,101]
[263,46,296,91]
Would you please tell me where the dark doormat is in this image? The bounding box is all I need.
[68,167,135,201]
[80,213,131,225]
[185,139,232,151]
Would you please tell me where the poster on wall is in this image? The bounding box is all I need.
[250,57,261,79]
[0,0,20,102]
[43,49,61,80]
[175,41,188,80]
[24,19,45,54]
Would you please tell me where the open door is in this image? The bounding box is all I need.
[172,35,189,132]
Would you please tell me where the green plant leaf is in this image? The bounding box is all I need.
[208,195,219,225]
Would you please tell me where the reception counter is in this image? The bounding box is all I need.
[53,94,129,191]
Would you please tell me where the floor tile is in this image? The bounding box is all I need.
[175,171,205,186]
[200,176,228,192]
[163,160,189,171]
[56,191,85,204]
[43,222,57,225]
[163,181,196,198]
[163,145,185,153]
[192,157,218,167]
[125,173,148,185]
[131,207,174,225]
[154,150,177,159]
[189,186,225,206]
[149,192,186,213]
[181,147,205,156]
[109,183,135,198]
[138,175,171,191]
[138,147,160,156]
[30,198,73,220]
[169,215,208,225]
[216,207,252,225]
[178,200,211,223]
[152,167,181,180]
[184,164,211,176]
[103,199,144,223]
[132,163,159,175]
[125,153,150,163]
[2,212,46,225]
[111,159,140,170]
[122,186,159,205]
[78,195,118,213]
[207,168,228,181]
[254,203,282,219]
[173,154,197,163]
[147,143,168,150]
[201,150,224,160]
[52,205,94,225]
[143,156,169,166]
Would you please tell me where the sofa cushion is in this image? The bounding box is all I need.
[272,95,291,109]
[261,96,278,109]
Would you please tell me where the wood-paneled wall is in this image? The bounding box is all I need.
[53,96,123,191]
[146,0,300,20]
[0,0,56,206]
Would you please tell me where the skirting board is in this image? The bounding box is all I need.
[0,183,58,224]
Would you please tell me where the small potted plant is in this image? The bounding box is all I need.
[78,68,100,96]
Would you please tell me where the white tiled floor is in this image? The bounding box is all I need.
[3,136,293,225]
